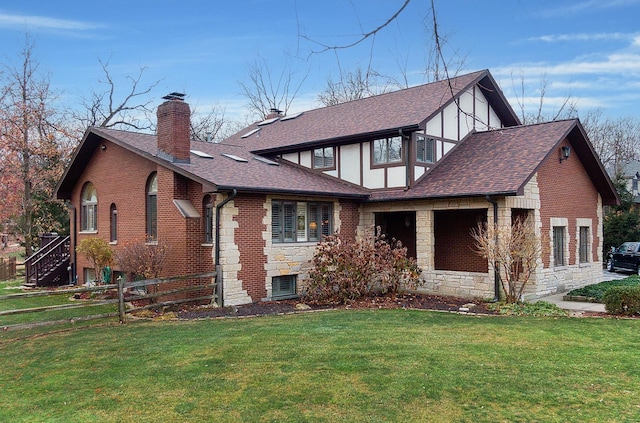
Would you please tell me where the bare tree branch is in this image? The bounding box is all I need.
[301,0,411,55]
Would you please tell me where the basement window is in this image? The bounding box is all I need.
[272,275,297,299]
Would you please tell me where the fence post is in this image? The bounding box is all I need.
[117,276,126,324]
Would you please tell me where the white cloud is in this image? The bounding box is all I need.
[0,12,103,31]
[526,32,633,43]
[535,0,640,17]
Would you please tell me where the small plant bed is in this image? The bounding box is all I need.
[564,275,640,302]
[489,301,569,317]
[177,293,499,319]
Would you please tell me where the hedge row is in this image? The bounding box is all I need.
[603,286,640,315]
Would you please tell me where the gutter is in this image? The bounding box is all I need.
[215,189,237,307]
[66,201,77,285]
[485,195,501,302]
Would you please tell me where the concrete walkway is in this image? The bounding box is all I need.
[531,269,630,313]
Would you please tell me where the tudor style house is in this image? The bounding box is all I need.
[56,69,618,305]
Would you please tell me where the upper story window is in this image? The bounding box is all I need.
[203,195,213,244]
[110,203,118,242]
[373,136,402,165]
[313,147,335,169]
[416,134,435,164]
[272,200,332,243]
[146,172,158,241]
[80,182,97,232]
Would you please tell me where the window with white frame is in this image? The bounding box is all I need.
[272,200,332,243]
[81,182,98,232]
[373,136,403,165]
[313,147,335,169]
[272,275,297,299]
[416,134,435,163]
[553,226,566,266]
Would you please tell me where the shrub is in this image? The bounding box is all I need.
[76,237,113,283]
[603,286,640,315]
[566,276,640,302]
[304,226,422,304]
[116,239,170,281]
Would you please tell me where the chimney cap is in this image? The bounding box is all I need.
[162,92,186,101]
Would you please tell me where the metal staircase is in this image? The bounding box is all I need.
[24,235,71,287]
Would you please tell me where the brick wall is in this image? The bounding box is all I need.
[536,138,599,268]
[338,200,360,242]
[234,193,268,301]
[156,99,190,162]
[71,139,213,291]
[433,209,488,273]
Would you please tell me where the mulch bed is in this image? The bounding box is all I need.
[177,293,499,319]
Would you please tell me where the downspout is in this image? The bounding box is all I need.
[485,195,500,302]
[66,201,77,285]
[215,189,237,307]
[400,128,411,189]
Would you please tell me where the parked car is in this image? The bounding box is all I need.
[607,242,640,274]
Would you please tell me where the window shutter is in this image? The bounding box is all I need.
[272,201,283,243]
[283,202,295,242]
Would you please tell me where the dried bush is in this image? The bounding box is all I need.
[116,239,170,281]
[304,226,422,304]
[471,217,541,303]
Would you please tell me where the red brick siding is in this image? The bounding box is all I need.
[71,139,213,290]
[338,200,360,242]
[156,100,190,162]
[434,209,488,272]
[537,139,599,268]
[234,194,268,301]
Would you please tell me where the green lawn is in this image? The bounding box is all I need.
[1,310,639,422]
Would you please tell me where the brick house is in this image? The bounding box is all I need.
[56,70,618,305]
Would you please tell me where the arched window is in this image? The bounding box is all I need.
[203,195,213,244]
[110,203,118,242]
[146,173,158,241]
[81,182,97,232]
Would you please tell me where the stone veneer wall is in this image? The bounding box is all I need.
[214,194,252,306]
[360,198,496,299]
[261,196,344,300]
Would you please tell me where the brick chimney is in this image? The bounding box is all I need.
[157,93,190,163]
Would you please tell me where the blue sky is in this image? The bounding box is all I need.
[1,0,639,124]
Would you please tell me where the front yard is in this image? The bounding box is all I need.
[1,309,639,422]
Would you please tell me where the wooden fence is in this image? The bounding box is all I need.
[0,257,17,281]
[0,271,216,331]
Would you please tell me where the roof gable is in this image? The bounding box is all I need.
[371,119,618,205]
[225,70,520,155]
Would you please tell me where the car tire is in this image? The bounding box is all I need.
[607,259,615,272]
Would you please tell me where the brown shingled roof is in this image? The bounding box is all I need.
[225,69,519,154]
[370,119,618,205]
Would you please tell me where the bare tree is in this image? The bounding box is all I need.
[0,36,73,255]
[317,66,393,106]
[581,109,640,174]
[510,70,578,124]
[238,55,308,120]
[76,58,161,131]
[471,217,541,303]
[189,103,231,143]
